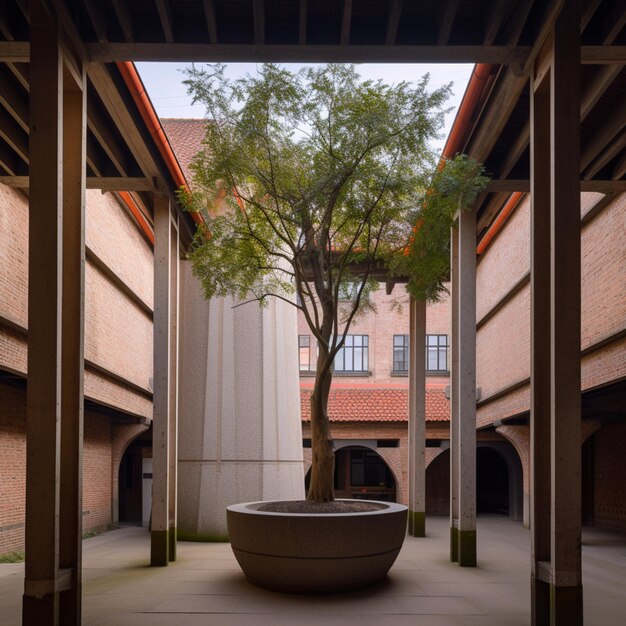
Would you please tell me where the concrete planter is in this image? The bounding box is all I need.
[227,499,408,593]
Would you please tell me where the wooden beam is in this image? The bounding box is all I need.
[0,175,155,191]
[253,0,265,46]
[298,0,307,44]
[111,0,134,42]
[386,0,403,46]
[341,0,353,46]
[438,0,460,45]
[612,148,626,180]
[496,120,530,180]
[466,67,527,163]
[486,179,530,192]
[87,97,129,176]
[202,0,218,44]
[6,62,29,91]
[484,0,514,45]
[484,179,626,192]
[0,138,18,176]
[82,0,108,43]
[581,46,626,63]
[156,0,174,44]
[0,68,28,132]
[0,106,28,163]
[581,65,621,119]
[582,0,603,30]
[0,41,29,62]
[501,0,536,46]
[580,104,626,172]
[600,0,626,46]
[0,4,14,41]
[85,42,531,64]
[521,0,566,75]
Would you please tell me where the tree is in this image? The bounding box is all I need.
[182,63,487,503]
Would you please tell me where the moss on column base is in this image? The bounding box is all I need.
[176,530,230,542]
[408,510,425,537]
[450,525,458,562]
[551,583,583,625]
[458,529,476,567]
[151,529,169,566]
[168,526,177,562]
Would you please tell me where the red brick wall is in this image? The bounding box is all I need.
[0,380,117,553]
[594,423,626,531]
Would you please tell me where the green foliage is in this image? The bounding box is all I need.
[391,154,489,302]
[0,550,24,563]
[182,63,464,353]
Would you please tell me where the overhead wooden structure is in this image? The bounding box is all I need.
[0,2,624,625]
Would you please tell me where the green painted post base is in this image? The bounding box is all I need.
[151,529,169,566]
[551,583,583,626]
[458,529,477,567]
[168,526,177,562]
[531,574,550,626]
[450,526,458,562]
[408,510,425,537]
[23,591,58,625]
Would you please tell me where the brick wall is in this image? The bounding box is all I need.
[594,423,626,531]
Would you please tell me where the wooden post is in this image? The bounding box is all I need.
[408,296,426,536]
[23,2,86,623]
[168,213,179,561]
[58,54,87,625]
[449,226,459,562]
[457,206,477,567]
[152,194,171,566]
[530,41,552,626]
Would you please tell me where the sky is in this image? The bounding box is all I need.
[136,62,473,155]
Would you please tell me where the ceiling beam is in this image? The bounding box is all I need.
[84,42,530,64]
[201,0,217,44]
[341,0,353,46]
[521,0,566,75]
[0,42,29,62]
[501,0,535,47]
[581,105,626,173]
[299,0,307,45]
[484,0,514,46]
[0,107,28,164]
[87,97,129,176]
[253,0,265,46]
[582,46,626,63]
[0,69,28,132]
[386,0,403,46]
[583,128,626,180]
[485,179,626,193]
[111,0,134,42]
[0,176,155,191]
[437,0,460,46]
[82,0,108,43]
[156,0,174,43]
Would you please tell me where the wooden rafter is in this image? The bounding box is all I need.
[583,128,626,179]
[341,0,352,46]
[202,0,218,44]
[253,0,265,46]
[111,0,134,43]
[0,139,18,176]
[0,107,28,164]
[0,68,28,132]
[484,0,514,46]
[156,0,174,44]
[501,0,535,46]
[612,149,626,180]
[299,0,307,44]
[0,175,154,191]
[83,0,108,43]
[87,96,129,176]
[437,0,460,45]
[600,0,626,47]
[581,105,626,172]
[386,0,403,46]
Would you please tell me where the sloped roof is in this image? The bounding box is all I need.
[300,385,449,423]
[161,118,207,188]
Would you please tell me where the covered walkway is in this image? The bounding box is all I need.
[2,516,625,626]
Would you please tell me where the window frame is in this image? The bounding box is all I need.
[426,334,449,373]
[333,334,369,373]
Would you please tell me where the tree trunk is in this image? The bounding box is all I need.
[307,362,335,502]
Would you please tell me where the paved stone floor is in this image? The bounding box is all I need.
[2,515,626,625]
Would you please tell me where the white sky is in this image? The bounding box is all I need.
[136,62,473,155]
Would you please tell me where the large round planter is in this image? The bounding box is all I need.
[226,499,408,593]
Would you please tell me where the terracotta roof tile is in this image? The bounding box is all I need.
[300,386,449,423]
[160,118,207,187]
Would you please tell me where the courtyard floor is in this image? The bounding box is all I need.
[1,515,626,625]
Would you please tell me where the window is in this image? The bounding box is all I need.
[334,335,369,372]
[299,335,313,371]
[393,334,409,371]
[426,334,448,372]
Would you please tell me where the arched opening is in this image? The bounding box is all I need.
[118,429,152,526]
[426,449,450,514]
[304,446,397,502]
[476,447,509,515]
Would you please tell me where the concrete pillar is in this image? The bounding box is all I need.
[177,262,304,539]
[151,194,172,566]
[23,3,86,623]
[449,226,459,562]
[457,206,477,567]
[408,297,426,536]
[531,2,583,623]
